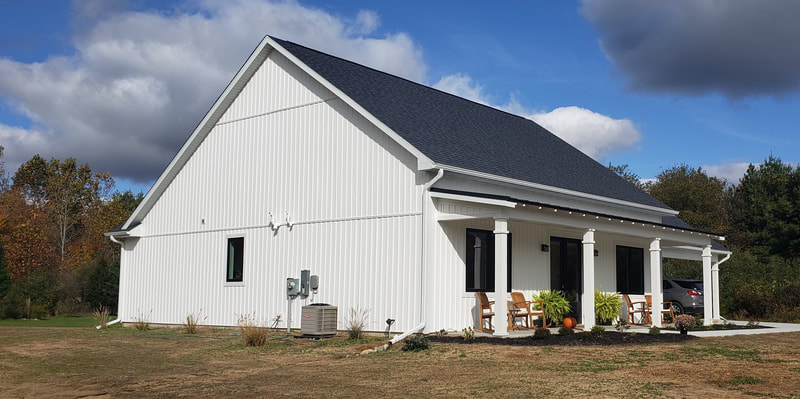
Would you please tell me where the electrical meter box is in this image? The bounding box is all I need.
[310,275,319,292]
[300,269,310,297]
[286,278,299,298]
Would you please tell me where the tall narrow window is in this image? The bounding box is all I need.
[465,229,511,292]
[616,245,644,294]
[227,237,244,282]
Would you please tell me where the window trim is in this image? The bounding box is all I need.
[224,235,245,286]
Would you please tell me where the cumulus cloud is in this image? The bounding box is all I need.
[0,0,426,183]
[434,74,641,160]
[703,162,750,184]
[580,0,800,98]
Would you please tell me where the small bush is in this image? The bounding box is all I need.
[183,310,206,334]
[532,327,551,339]
[237,314,269,347]
[93,306,111,328]
[590,325,605,336]
[402,334,429,351]
[558,326,574,336]
[345,307,370,340]
[674,314,696,330]
[648,326,661,335]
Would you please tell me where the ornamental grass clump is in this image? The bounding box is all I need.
[237,314,269,347]
[183,310,207,334]
[345,307,370,340]
[93,306,111,329]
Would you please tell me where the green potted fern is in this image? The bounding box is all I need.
[594,290,621,325]
[533,290,571,326]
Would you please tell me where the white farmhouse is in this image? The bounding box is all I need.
[107,36,731,335]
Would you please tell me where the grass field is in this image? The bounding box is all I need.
[1,325,799,398]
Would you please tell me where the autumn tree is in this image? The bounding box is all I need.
[647,164,730,235]
[12,156,113,270]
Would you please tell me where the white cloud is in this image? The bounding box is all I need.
[433,73,642,160]
[702,162,751,183]
[0,0,426,182]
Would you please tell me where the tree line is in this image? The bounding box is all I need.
[0,148,142,318]
[612,156,800,321]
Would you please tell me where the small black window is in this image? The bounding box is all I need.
[227,237,244,282]
[616,246,644,294]
[465,229,511,292]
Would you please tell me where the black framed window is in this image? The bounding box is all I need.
[465,229,511,292]
[616,245,644,294]
[227,237,244,282]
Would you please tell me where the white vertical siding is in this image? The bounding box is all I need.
[121,49,424,330]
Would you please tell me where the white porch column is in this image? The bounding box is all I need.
[702,245,713,326]
[493,217,509,336]
[581,229,595,331]
[649,238,663,327]
[712,261,721,322]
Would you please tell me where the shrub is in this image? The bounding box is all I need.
[532,327,551,339]
[345,307,370,340]
[594,290,621,325]
[533,290,571,326]
[557,326,574,336]
[402,334,429,351]
[183,310,206,334]
[237,314,269,347]
[648,326,661,335]
[674,314,696,330]
[590,325,605,336]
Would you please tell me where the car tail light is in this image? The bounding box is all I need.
[687,290,702,296]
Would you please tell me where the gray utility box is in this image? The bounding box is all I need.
[300,304,337,337]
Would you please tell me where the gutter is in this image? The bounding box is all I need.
[413,168,444,337]
[96,234,125,329]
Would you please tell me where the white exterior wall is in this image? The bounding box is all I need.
[120,50,424,331]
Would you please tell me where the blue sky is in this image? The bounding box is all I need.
[1,0,798,194]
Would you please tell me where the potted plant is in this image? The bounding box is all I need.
[674,314,695,335]
[533,290,571,326]
[594,290,621,325]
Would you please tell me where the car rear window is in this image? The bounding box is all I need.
[675,280,703,290]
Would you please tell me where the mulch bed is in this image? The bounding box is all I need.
[428,331,696,346]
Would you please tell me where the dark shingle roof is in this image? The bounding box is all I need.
[273,37,670,210]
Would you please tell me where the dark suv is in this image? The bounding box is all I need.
[663,278,704,316]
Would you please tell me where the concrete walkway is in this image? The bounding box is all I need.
[472,320,800,338]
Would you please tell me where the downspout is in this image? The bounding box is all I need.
[97,234,124,329]
[392,168,443,344]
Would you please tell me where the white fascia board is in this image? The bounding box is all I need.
[123,36,274,230]
[265,37,433,170]
[435,163,679,217]
[430,191,517,208]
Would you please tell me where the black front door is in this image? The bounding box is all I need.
[550,237,582,319]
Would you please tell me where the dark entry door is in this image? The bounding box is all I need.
[550,237,582,319]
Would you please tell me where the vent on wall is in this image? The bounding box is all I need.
[300,304,337,336]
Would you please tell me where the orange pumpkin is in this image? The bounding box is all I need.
[563,317,577,329]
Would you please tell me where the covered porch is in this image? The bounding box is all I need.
[428,189,731,336]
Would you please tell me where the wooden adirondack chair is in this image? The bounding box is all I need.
[476,292,495,332]
[623,294,648,325]
[645,295,675,324]
[510,292,546,329]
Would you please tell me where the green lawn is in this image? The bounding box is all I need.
[0,315,101,328]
